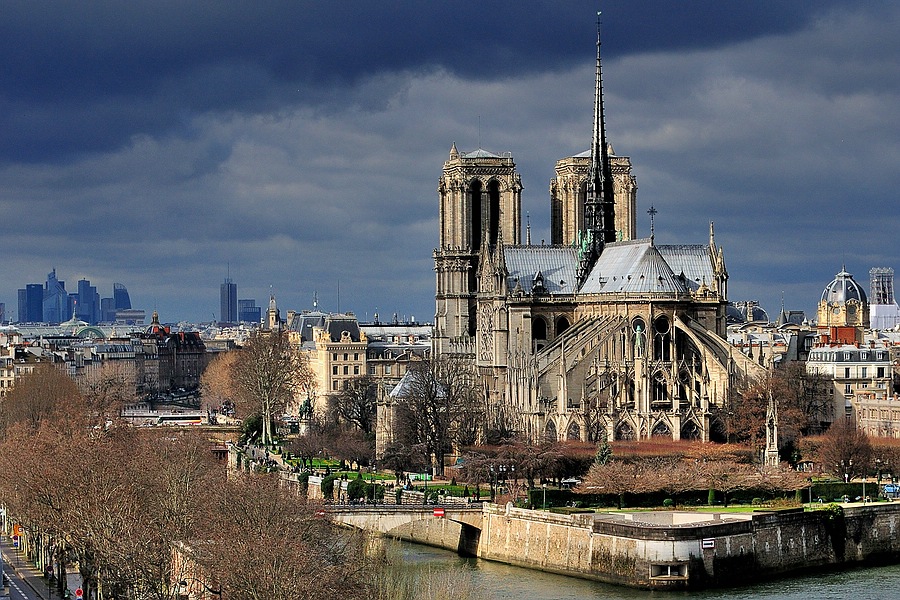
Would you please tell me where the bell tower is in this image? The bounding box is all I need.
[434,144,522,356]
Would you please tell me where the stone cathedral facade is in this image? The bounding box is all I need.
[433,25,765,444]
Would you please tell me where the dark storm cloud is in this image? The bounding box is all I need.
[1,1,898,323]
[1,1,844,164]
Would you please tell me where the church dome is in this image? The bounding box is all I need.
[821,268,867,304]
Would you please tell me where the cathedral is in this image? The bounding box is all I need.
[433,23,765,444]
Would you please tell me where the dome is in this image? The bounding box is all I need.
[821,267,867,304]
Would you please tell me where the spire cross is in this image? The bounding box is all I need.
[647,205,658,241]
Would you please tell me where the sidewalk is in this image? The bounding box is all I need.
[0,535,73,600]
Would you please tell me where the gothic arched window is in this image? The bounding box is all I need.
[556,316,570,337]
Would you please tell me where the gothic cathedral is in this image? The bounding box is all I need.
[433,21,766,444]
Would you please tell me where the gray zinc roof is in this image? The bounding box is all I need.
[579,239,688,295]
[505,246,579,295]
[657,245,715,293]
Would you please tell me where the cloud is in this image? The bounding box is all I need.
[1,2,898,324]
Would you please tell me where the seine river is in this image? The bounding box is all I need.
[399,541,900,600]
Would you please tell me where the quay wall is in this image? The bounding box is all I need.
[389,502,900,589]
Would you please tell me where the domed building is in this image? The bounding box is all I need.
[816,267,868,344]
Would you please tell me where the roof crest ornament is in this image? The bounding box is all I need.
[647,205,658,245]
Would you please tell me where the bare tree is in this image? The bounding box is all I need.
[200,473,370,600]
[200,350,238,414]
[231,331,311,445]
[817,418,873,481]
[79,360,137,427]
[391,356,477,476]
[0,363,82,433]
[579,459,647,509]
[700,460,756,507]
[330,375,377,434]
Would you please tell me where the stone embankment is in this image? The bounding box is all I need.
[230,446,900,589]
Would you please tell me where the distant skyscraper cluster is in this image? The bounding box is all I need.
[219,275,261,325]
[14,269,141,325]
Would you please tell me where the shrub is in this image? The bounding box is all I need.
[662,498,674,508]
[321,474,339,500]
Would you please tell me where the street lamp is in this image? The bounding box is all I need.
[542,483,547,510]
[489,465,496,502]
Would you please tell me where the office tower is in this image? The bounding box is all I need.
[76,279,100,324]
[43,269,68,324]
[18,284,43,322]
[220,278,238,324]
[113,283,131,310]
[238,299,261,324]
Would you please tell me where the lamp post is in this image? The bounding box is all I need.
[489,465,496,502]
[542,483,547,510]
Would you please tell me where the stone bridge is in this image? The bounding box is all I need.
[327,505,486,555]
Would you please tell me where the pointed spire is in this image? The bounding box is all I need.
[449,142,459,160]
[526,212,532,245]
[577,12,615,286]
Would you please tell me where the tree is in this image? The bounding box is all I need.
[79,360,137,428]
[200,350,239,414]
[379,442,429,484]
[326,425,374,470]
[391,356,477,476]
[200,473,370,600]
[817,418,873,481]
[0,363,82,433]
[700,460,756,507]
[231,331,311,445]
[579,459,646,509]
[330,375,377,434]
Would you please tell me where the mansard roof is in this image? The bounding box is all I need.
[504,245,579,296]
[657,244,716,293]
[579,239,688,295]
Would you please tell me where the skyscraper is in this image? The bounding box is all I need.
[76,279,100,324]
[220,278,237,324]
[238,298,261,324]
[17,284,43,323]
[113,283,132,311]
[43,269,68,324]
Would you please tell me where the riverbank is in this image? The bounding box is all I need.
[375,500,900,590]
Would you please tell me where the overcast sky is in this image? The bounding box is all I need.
[3,1,898,324]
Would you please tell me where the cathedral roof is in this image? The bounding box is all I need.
[462,148,501,159]
[656,244,716,293]
[579,239,689,295]
[504,246,579,295]
[821,267,867,304]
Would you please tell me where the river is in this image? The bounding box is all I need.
[398,541,900,599]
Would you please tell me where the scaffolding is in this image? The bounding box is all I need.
[870,267,895,305]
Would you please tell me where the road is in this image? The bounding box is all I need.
[0,536,79,600]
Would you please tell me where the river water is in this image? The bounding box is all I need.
[399,541,900,600]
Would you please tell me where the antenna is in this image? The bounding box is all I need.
[478,115,482,149]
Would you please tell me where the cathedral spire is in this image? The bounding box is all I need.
[578,12,615,285]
